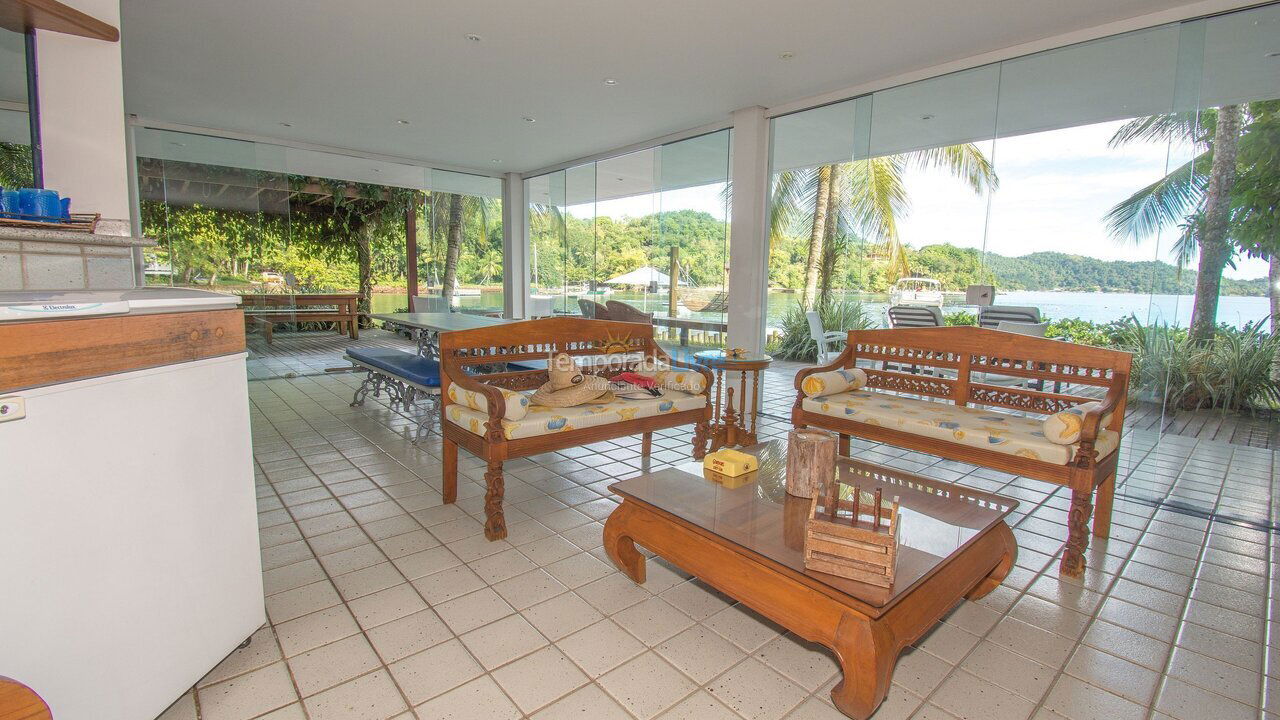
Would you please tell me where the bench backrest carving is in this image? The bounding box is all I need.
[845,327,1132,421]
[438,317,666,393]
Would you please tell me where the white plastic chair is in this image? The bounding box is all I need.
[527,295,555,318]
[806,311,846,364]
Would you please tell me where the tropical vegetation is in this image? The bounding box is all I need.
[1105,100,1280,343]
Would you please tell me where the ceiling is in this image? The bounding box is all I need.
[113,0,1220,175]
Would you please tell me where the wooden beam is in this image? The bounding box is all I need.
[0,0,119,41]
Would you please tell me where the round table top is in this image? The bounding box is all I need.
[693,349,773,368]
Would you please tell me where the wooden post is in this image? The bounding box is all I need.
[405,195,419,308]
[668,246,679,318]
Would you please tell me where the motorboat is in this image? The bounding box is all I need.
[889,277,944,307]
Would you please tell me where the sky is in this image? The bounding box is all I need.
[577,119,1270,281]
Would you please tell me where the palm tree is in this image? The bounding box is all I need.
[772,144,997,309]
[430,191,500,306]
[1104,104,1263,345]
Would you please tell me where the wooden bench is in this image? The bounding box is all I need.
[793,326,1131,577]
[241,293,360,344]
[439,317,714,540]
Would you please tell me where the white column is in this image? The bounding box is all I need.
[34,0,131,222]
[502,172,529,319]
[726,106,770,354]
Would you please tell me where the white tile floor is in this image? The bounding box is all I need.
[156,345,1279,720]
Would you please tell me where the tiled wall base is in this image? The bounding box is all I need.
[0,219,153,291]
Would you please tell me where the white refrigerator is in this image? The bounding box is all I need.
[0,289,265,720]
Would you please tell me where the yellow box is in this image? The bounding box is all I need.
[703,449,758,477]
[703,467,756,489]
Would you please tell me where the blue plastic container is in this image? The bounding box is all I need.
[34,190,61,220]
[60,197,72,219]
[17,188,40,216]
[0,189,15,218]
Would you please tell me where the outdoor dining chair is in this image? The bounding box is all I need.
[887,305,943,328]
[978,305,1041,328]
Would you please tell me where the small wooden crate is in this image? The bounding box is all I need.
[803,483,899,588]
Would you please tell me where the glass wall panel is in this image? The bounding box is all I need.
[523,131,733,347]
[658,129,731,345]
[527,170,567,314]
[136,128,502,349]
[764,2,1279,520]
[420,169,504,314]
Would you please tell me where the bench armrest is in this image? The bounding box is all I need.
[1075,377,1126,463]
[793,346,853,392]
[440,366,507,424]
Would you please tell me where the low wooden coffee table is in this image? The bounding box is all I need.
[605,441,1018,719]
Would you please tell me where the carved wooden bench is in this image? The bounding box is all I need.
[439,317,714,540]
[793,326,1131,577]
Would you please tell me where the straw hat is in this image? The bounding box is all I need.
[532,353,614,408]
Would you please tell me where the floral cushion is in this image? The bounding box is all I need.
[1042,401,1115,445]
[446,388,706,440]
[638,365,708,394]
[445,384,530,421]
[800,368,868,398]
[802,390,1119,465]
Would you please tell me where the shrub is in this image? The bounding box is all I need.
[769,298,875,361]
[1113,316,1280,412]
[1045,317,1117,347]
[943,310,977,326]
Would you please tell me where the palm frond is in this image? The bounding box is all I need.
[1108,112,1206,148]
[909,143,999,193]
[844,156,911,279]
[1103,155,1208,242]
[768,168,821,242]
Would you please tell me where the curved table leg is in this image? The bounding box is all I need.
[830,613,896,719]
[967,522,1017,600]
[603,502,647,583]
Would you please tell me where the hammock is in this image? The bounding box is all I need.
[678,288,728,314]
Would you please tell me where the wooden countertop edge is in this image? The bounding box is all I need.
[0,307,246,393]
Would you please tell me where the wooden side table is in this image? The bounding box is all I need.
[693,349,772,451]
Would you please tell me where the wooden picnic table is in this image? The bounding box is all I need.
[241,293,360,344]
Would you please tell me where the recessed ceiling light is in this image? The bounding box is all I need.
[603,78,618,86]
[465,33,482,42]
[1266,51,1280,58]
[779,51,795,60]
[396,119,410,125]
[371,168,381,173]
[169,141,186,147]
[490,159,502,164]
[920,114,935,121]
[616,177,624,182]
[279,122,292,127]
[522,116,536,123]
